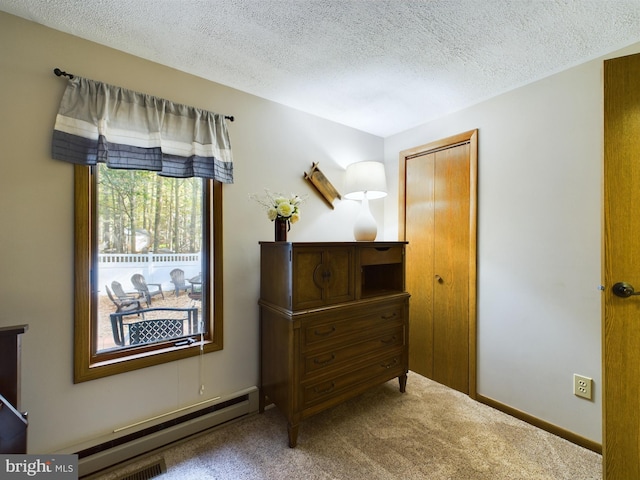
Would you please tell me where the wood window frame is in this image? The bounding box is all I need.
[73,165,223,383]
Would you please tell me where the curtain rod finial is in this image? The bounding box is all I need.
[54,68,74,79]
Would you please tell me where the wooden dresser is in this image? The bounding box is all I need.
[258,241,409,447]
[0,325,28,454]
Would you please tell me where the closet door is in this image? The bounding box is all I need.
[405,152,435,377]
[401,130,477,395]
[432,144,470,393]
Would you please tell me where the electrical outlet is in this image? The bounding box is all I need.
[573,374,593,400]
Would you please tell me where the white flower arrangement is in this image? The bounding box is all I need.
[250,190,305,225]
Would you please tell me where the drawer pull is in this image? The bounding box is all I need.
[313,326,336,337]
[381,313,398,320]
[380,336,397,345]
[313,353,336,365]
[381,358,399,369]
[314,382,335,395]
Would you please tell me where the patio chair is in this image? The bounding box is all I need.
[188,290,202,306]
[111,281,138,302]
[169,268,190,297]
[131,273,165,306]
[105,285,142,314]
[187,273,202,305]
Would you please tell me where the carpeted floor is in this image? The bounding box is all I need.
[94,372,601,480]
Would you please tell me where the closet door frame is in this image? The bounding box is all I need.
[399,129,478,398]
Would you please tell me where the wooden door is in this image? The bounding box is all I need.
[432,144,471,392]
[400,130,478,395]
[404,151,435,377]
[603,52,640,479]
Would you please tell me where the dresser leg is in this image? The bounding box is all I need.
[398,373,407,393]
[287,423,299,448]
[258,388,265,413]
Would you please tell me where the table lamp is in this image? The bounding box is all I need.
[343,161,387,241]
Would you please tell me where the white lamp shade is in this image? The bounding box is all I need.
[343,161,388,200]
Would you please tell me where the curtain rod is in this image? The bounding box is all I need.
[53,68,235,122]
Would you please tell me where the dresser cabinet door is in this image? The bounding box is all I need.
[292,246,355,309]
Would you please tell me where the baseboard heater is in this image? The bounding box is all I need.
[57,386,259,478]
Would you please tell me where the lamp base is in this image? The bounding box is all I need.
[353,197,377,241]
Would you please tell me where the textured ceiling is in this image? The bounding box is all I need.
[2,0,640,137]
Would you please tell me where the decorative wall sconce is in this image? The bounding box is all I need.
[304,162,341,209]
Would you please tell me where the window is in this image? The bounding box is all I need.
[51,75,232,382]
[74,164,223,383]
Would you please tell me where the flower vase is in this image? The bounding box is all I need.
[275,218,288,241]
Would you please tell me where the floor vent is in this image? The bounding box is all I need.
[117,459,166,480]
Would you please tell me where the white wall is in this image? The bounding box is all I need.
[384,41,640,443]
[0,12,382,453]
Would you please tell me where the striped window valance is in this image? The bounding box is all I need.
[52,76,234,183]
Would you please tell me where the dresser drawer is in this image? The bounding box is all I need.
[360,245,403,265]
[301,351,405,409]
[301,303,404,349]
[302,326,404,377]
